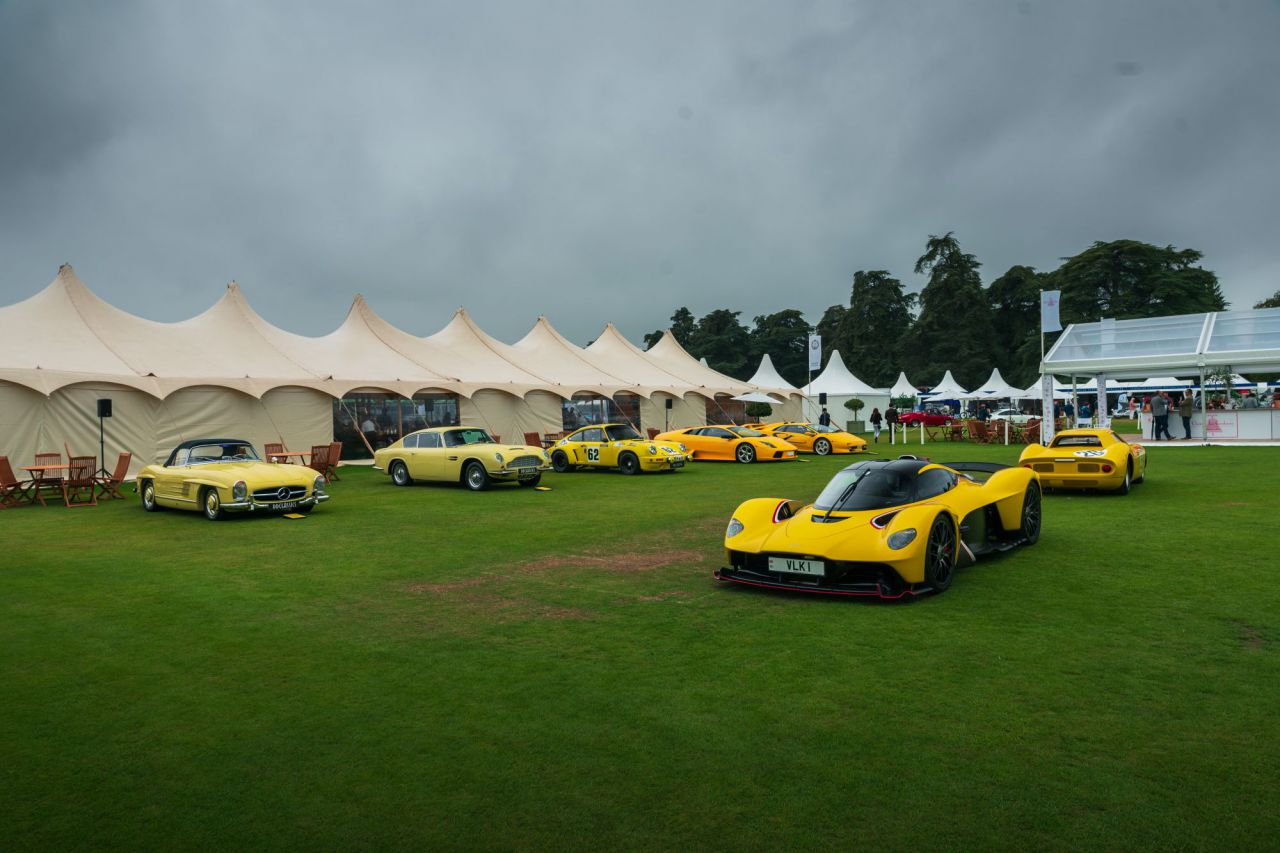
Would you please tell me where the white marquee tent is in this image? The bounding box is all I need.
[921,370,970,400]
[962,368,1025,401]
[801,350,888,423]
[888,371,920,400]
[0,266,801,472]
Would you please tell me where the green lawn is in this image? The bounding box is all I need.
[3,446,1278,850]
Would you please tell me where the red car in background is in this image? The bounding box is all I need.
[898,409,955,427]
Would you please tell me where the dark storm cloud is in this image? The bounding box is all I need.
[2,0,1278,344]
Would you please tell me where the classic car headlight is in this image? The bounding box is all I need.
[313,475,326,494]
[494,452,504,464]
[726,518,745,538]
[232,480,247,501]
[678,443,687,452]
[888,529,918,550]
[647,445,657,454]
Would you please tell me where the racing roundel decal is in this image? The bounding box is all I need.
[1073,449,1106,457]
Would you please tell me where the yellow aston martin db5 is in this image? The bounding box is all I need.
[137,438,329,520]
[550,423,690,474]
[373,426,550,490]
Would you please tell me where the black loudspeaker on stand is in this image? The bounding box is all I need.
[96,398,112,477]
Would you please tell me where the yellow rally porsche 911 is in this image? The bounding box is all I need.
[753,422,866,455]
[1018,428,1146,494]
[373,427,550,491]
[550,423,690,474]
[137,438,329,520]
[653,425,797,463]
[717,456,1042,598]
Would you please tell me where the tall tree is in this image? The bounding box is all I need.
[1053,240,1226,323]
[843,270,916,386]
[986,265,1044,387]
[748,309,812,387]
[1255,290,1280,309]
[688,309,751,379]
[643,306,697,350]
[900,232,995,389]
[815,304,850,369]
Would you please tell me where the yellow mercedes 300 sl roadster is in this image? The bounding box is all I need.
[137,438,329,520]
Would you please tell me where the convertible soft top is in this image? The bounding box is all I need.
[164,438,254,467]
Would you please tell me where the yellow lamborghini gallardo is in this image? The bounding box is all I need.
[717,456,1041,598]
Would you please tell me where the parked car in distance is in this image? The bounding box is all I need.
[374,427,549,491]
[654,425,797,463]
[988,408,1035,425]
[550,423,690,474]
[897,409,954,427]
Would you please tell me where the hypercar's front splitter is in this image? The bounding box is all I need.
[713,570,932,600]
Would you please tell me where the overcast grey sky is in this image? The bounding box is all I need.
[2,0,1277,344]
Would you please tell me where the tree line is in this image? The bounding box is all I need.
[645,234,1241,391]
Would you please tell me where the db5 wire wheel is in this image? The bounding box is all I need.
[390,460,413,487]
[463,461,491,491]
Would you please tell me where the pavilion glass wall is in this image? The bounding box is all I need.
[562,392,624,432]
[334,391,460,459]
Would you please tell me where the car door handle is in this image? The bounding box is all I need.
[448,455,458,461]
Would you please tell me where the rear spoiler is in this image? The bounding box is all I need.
[945,462,1012,474]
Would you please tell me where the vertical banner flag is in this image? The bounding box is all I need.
[1040,290,1062,333]
[807,334,822,371]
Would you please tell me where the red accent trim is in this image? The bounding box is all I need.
[772,500,791,523]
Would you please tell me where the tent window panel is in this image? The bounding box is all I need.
[564,393,619,431]
[333,392,459,459]
[612,393,640,428]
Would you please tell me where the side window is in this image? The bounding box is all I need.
[707,427,733,438]
[581,428,604,442]
[420,433,441,449]
[915,468,957,500]
[403,434,419,449]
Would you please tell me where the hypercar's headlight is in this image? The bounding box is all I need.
[232,480,247,501]
[647,445,657,455]
[494,452,504,464]
[313,475,325,494]
[726,518,745,538]
[888,529,918,550]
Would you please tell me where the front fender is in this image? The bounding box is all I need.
[725,497,804,550]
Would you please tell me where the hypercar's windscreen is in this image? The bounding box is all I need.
[813,467,914,511]
[727,426,765,437]
[605,425,641,441]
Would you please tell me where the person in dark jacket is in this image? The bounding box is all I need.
[818,407,831,426]
[1150,391,1171,440]
[869,407,883,442]
[1178,392,1194,439]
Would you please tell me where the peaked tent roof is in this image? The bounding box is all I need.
[803,350,881,396]
[923,370,970,398]
[644,332,755,394]
[963,368,1025,400]
[509,317,632,393]
[746,354,799,392]
[586,324,703,390]
[889,371,919,398]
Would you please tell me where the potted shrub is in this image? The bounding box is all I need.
[843,397,866,433]
[745,401,773,422]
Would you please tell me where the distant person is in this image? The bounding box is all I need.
[1150,391,1171,440]
[1242,392,1259,409]
[977,403,990,422]
[818,407,831,427]
[1178,392,1194,439]
[869,407,883,443]
[886,404,899,443]
[1128,396,1138,419]
[1063,401,1075,421]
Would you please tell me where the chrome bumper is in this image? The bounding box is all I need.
[222,493,331,511]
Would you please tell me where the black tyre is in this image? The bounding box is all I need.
[202,487,224,521]
[517,474,542,488]
[551,450,572,473]
[1116,463,1132,496]
[735,443,757,464]
[1020,482,1042,544]
[814,437,832,456]
[619,453,640,475]
[924,514,957,593]
[140,479,160,512]
[297,503,315,514]
[390,460,413,487]
[463,461,491,491]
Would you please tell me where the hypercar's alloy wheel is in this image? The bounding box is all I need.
[464,461,491,491]
[518,474,542,488]
[203,488,224,521]
[551,451,571,473]
[925,515,957,592]
[814,438,832,456]
[390,461,413,487]
[735,443,756,464]
[141,480,159,512]
[619,453,640,475]
[1020,482,1042,544]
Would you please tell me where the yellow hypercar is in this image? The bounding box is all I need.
[137,438,329,520]
[717,456,1041,598]
[755,422,866,455]
[1018,428,1147,494]
[374,427,550,491]
[550,423,690,474]
[653,425,797,463]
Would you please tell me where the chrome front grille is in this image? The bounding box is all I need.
[509,455,542,469]
[252,485,307,502]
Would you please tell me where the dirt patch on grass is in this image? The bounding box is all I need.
[1222,501,1252,507]
[405,577,488,594]
[521,548,705,574]
[1232,620,1275,650]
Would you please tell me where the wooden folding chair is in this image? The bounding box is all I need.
[523,432,542,448]
[62,456,98,507]
[646,428,660,439]
[264,443,284,463]
[97,452,132,499]
[0,456,29,508]
[32,452,64,505]
[1020,420,1042,445]
[326,441,342,482]
[308,445,331,480]
[969,420,993,444]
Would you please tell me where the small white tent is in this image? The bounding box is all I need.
[963,368,1025,401]
[888,371,919,401]
[802,351,889,425]
[922,370,970,400]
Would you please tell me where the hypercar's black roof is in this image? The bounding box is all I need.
[164,438,255,467]
[840,458,930,476]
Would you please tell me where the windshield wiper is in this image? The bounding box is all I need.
[818,479,860,521]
